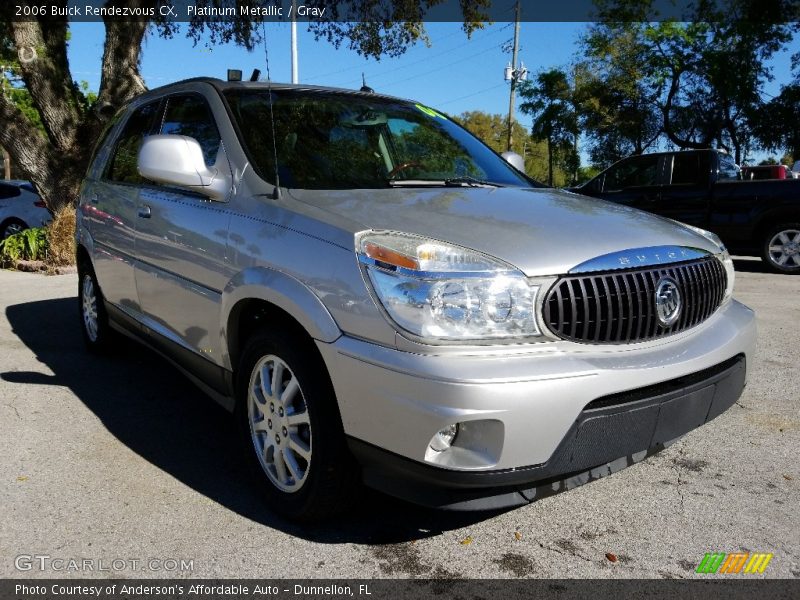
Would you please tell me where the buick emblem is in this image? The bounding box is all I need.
[655,277,682,327]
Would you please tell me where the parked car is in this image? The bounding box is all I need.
[76,79,756,520]
[571,150,800,273]
[0,180,50,239]
[741,164,796,180]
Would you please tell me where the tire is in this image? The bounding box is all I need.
[1,218,27,239]
[761,223,800,274]
[77,259,114,352]
[236,328,358,521]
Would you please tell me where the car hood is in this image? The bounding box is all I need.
[286,186,720,276]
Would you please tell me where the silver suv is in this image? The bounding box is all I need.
[77,78,756,520]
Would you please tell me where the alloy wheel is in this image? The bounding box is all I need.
[767,228,800,269]
[81,274,99,342]
[247,355,312,492]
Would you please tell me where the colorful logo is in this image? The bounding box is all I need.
[696,552,773,574]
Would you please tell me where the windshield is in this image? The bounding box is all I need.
[224,90,531,190]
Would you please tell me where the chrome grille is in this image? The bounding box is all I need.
[543,257,727,344]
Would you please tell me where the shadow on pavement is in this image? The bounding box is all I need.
[4,297,507,544]
[732,256,770,274]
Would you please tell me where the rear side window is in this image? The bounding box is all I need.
[160,95,221,167]
[0,183,21,199]
[603,155,660,192]
[717,154,741,182]
[670,153,711,186]
[87,108,125,178]
[107,101,160,184]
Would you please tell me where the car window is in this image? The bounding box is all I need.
[717,154,741,182]
[603,155,660,192]
[160,95,221,168]
[669,153,711,186]
[223,90,530,190]
[107,101,161,184]
[0,183,21,199]
[87,107,126,178]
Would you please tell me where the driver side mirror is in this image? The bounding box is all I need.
[501,151,525,173]
[138,135,230,201]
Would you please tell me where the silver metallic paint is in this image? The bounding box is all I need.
[77,80,758,474]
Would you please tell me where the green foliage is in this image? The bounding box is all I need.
[580,3,799,164]
[0,227,48,265]
[577,25,662,168]
[749,83,800,162]
[518,69,579,186]
[576,165,602,185]
[453,110,567,184]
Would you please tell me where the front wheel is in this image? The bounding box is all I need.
[236,329,358,521]
[762,223,800,274]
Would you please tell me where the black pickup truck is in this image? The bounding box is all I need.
[572,149,800,274]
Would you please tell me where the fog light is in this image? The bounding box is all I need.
[429,424,459,453]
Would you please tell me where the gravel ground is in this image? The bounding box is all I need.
[1,257,798,579]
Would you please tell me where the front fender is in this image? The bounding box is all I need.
[220,267,342,370]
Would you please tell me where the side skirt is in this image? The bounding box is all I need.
[106,303,236,412]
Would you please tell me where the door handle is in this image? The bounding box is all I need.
[138,205,151,218]
[90,194,99,204]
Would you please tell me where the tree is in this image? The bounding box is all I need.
[518,69,578,186]
[577,25,661,168]
[453,110,560,182]
[584,0,798,164]
[0,1,487,214]
[750,83,800,162]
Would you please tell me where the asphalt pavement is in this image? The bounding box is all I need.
[1,258,798,579]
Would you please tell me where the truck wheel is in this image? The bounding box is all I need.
[236,328,357,521]
[78,260,114,352]
[762,223,800,274]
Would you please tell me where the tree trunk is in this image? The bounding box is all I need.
[0,11,149,214]
[547,136,554,187]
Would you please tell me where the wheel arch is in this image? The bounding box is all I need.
[752,209,800,245]
[0,216,28,236]
[221,267,342,372]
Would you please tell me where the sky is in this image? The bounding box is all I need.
[66,20,799,163]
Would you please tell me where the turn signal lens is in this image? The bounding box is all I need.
[363,242,419,270]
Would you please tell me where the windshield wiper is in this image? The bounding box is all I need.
[387,176,502,188]
[443,176,503,188]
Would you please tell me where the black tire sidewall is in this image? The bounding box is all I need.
[762,223,800,274]
[235,329,355,521]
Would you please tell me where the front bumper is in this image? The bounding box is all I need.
[316,299,756,509]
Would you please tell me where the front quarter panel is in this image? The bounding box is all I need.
[221,267,342,369]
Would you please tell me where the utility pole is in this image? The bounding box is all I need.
[506,0,521,152]
[290,0,298,83]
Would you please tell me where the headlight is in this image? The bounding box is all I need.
[720,248,735,302]
[356,231,542,341]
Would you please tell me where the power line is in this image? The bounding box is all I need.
[309,24,512,87]
[433,82,508,107]
[376,41,506,91]
[304,27,466,80]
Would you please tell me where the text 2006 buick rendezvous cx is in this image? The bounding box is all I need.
[76,78,756,520]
